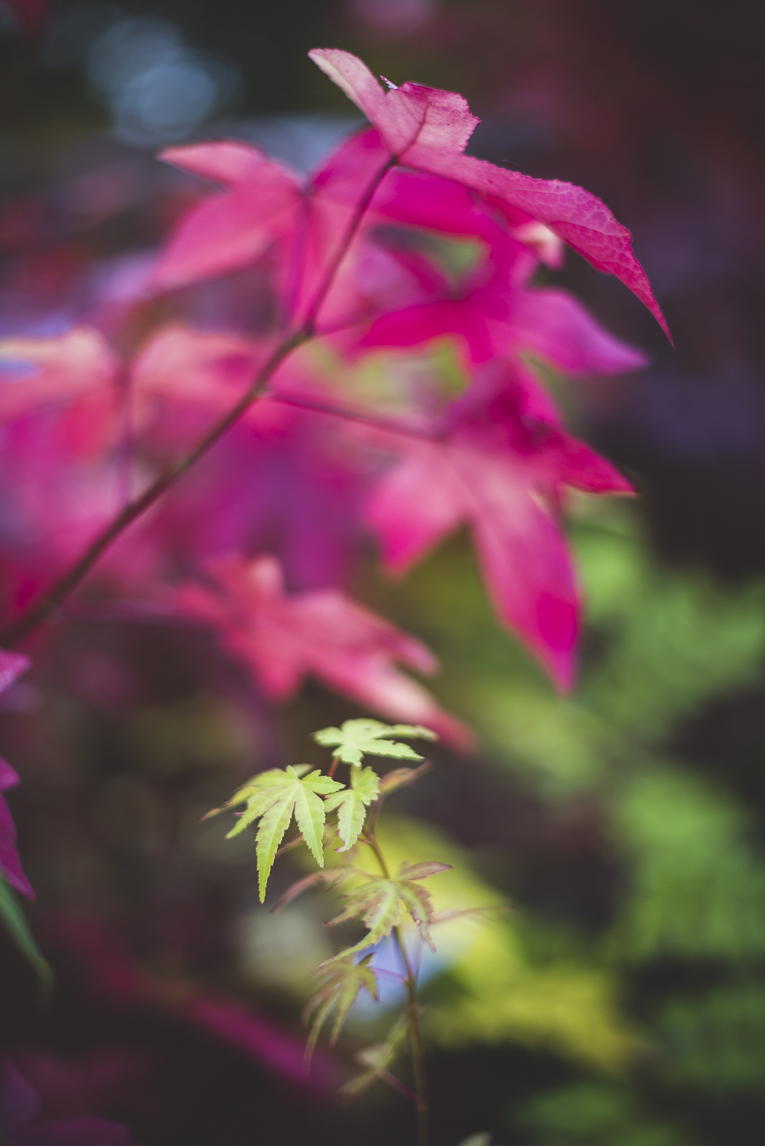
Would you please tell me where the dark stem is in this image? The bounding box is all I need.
[270,388,440,441]
[327,755,340,780]
[0,154,399,650]
[365,832,429,1146]
[379,1069,427,1110]
[301,154,397,332]
[0,336,302,647]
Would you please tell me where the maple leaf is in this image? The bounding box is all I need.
[0,328,120,457]
[209,765,343,900]
[324,859,451,956]
[175,555,473,748]
[152,142,302,290]
[347,165,648,384]
[309,48,669,339]
[314,717,436,766]
[364,362,633,689]
[152,130,393,334]
[131,325,268,428]
[303,952,379,1057]
[324,765,380,851]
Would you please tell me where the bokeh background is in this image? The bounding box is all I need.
[2,2,765,1144]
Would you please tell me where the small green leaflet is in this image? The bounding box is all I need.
[324,766,380,850]
[324,860,451,958]
[303,953,379,1059]
[208,766,343,901]
[341,1015,408,1098]
[201,764,312,822]
[0,875,53,997]
[314,719,436,767]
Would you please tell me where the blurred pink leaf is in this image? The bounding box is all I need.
[153,143,302,290]
[365,364,633,689]
[176,554,472,748]
[0,330,120,457]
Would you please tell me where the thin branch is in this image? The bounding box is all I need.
[301,154,397,333]
[364,831,429,1146]
[269,387,440,441]
[380,1068,427,1110]
[0,155,399,650]
[0,335,302,647]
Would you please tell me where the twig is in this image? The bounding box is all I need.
[0,155,399,649]
[364,832,430,1146]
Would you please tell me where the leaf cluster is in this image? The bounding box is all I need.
[207,719,450,1060]
[324,860,452,957]
[206,720,437,901]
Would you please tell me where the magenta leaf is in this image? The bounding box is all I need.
[175,554,472,747]
[153,142,302,289]
[365,365,633,689]
[309,49,669,338]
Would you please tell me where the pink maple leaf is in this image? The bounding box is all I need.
[151,142,302,292]
[151,128,404,335]
[308,48,670,339]
[0,324,269,461]
[356,165,649,379]
[175,554,472,748]
[0,650,33,898]
[364,363,633,689]
[0,329,120,458]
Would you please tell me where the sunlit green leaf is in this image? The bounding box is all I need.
[209,766,343,900]
[324,766,380,850]
[314,719,435,766]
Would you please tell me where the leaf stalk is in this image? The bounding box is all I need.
[365,831,430,1146]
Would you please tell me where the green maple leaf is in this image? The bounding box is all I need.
[324,860,451,957]
[314,718,436,767]
[303,953,379,1059]
[208,766,343,900]
[324,766,380,850]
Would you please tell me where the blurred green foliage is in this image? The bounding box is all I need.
[358,496,765,1143]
